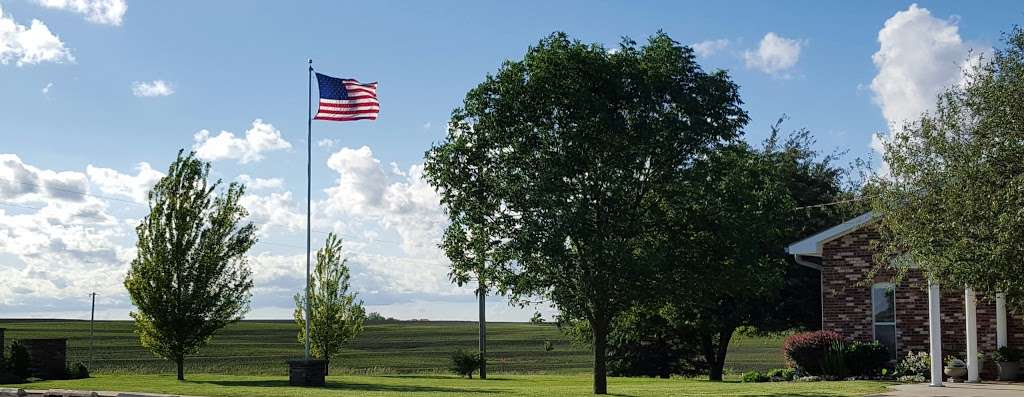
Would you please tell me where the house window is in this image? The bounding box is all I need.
[872,283,897,358]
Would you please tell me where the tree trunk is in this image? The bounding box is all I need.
[592,318,609,395]
[176,355,184,381]
[478,278,487,380]
[703,326,735,382]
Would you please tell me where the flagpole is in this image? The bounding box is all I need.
[305,58,313,362]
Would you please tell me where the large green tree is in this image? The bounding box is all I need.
[608,125,865,381]
[658,143,795,381]
[294,233,366,363]
[424,32,747,394]
[124,150,257,381]
[872,28,1024,306]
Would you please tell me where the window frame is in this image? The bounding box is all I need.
[871,282,897,358]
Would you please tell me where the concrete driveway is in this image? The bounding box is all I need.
[874,382,1024,397]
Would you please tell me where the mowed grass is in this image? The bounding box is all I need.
[2,374,892,397]
[0,320,784,375]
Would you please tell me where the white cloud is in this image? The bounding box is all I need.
[0,155,132,311]
[1,154,90,203]
[322,146,447,257]
[0,5,73,66]
[42,82,53,94]
[422,122,432,130]
[236,174,284,190]
[743,32,802,76]
[870,4,974,130]
[193,119,292,164]
[241,191,304,233]
[86,162,163,203]
[868,4,981,175]
[35,0,126,26]
[131,80,174,97]
[692,38,729,57]
[317,138,337,148]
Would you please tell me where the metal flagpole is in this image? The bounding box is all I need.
[305,59,313,362]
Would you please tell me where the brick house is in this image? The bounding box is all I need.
[786,212,1024,384]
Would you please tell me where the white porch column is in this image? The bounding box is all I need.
[928,281,943,387]
[997,293,1008,348]
[965,287,980,383]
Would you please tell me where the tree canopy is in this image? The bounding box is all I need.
[124,150,257,381]
[424,31,747,394]
[294,233,366,362]
[871,27,1024,307]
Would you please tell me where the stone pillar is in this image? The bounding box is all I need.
[928,282,943,387]
[965,288,980,383]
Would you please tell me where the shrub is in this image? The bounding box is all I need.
[543,340,554,352]
[8,341,30,379]
[741,370,770,383]
[821,340,848,378]
[783,330,844,375]
[604,309,704,378]
[766,368,796,381]
[846,341,891,376]
[449,349,482,379]
[68,362,89,379]
[992,346,1024,362]
[895,351,930,378]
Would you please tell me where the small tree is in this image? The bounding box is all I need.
[124,150,257,381]
[294,233,366,364]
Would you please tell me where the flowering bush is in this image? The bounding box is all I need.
[783,330,845,375]
[895,351,930,380]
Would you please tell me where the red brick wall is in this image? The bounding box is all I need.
[821,224,1024,359]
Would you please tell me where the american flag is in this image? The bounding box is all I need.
[313,72,379,121]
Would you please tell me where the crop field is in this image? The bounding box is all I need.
[0,320,785,376]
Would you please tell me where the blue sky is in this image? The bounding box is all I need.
[0,1,1017,320]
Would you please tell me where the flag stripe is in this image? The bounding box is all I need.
[319,98,379,105]
[314,115,378,121]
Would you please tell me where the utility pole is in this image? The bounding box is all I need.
[89,292,96,369]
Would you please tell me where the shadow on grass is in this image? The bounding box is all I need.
[379,375,515,381]
[190,379,501,394]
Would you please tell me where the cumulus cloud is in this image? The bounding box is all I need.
[692,38,730,57]
[322,146,447,256]
[0,5,73,66]
[240,191,304,233]
[0,154,91,203]
[236,174,284,190]
[316,138,337,148]
[131,80,174,97]
[743,32,802,76]
[42,82,53,95]
[86,162,163,203]
[0,155,131,311]
[35,0,127,26]
[868,4,981,174]
[193,119,291,164]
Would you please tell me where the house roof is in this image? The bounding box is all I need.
[785,211,876,258]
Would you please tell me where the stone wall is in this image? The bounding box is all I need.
[821,224,1024,358]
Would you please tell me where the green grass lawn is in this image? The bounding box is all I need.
[1,374,893,397]
[0,320,785,375]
